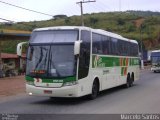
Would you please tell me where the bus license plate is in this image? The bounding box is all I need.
[44,90,52,94]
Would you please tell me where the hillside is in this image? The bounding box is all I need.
[0,11,160,53]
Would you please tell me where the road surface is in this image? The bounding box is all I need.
[0,70,160,115]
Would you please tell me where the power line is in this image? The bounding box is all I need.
[0,17,14,23]
[98,0,113,12]
[0,17,36,29]
[0,0,53,17]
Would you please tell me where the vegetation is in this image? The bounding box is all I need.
[0,10,160,53]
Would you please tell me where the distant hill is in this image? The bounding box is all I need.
[127,10,160,17]
[0,10,160,53]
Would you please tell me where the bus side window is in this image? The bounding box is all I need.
[92,33,102,54]
[93,45,98,54]
[102,36,109,55]
[110,37,118,55]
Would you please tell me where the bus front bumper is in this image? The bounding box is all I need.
[26,84,79,97]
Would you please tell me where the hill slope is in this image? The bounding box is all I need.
[0,11,160,53]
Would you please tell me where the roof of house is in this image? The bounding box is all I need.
[0,29,31,34]
[0,29,31,41]
[1,53,26,59]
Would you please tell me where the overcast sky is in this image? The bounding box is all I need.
[0,0,160,22]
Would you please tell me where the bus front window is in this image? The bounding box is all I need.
[26,30,78,78]
[26,45,76,78]
[49,45,75,77]
[26,45,50,77]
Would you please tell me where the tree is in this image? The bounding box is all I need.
[65,18,70,25]
[89,17,98,25]
[117,18,125,25]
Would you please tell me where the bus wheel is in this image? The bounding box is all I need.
[125,74,131,88]
[130,74,134,87]
[89,79,99,100]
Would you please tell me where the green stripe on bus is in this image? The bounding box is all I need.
[92,55,139,68]
[25,76,76,83]
[121,67,124,76]
[121,67,128,76]
[25,76,34,81]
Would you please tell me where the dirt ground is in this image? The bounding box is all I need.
[0,75,26,98]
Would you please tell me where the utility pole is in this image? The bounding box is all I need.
[76,0,96,26]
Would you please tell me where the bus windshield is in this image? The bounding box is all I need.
[152,56,160,64]
[151,52,160,64]
[26,30,78,78]
[26,44,76,78]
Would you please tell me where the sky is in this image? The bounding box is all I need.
[0,0,160,22]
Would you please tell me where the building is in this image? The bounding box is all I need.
[0,29,30,77]
[0,53,26,77]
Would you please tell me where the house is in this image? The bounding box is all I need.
[0,29,30,77]
[53,14,67,19]
[0,53,26,77]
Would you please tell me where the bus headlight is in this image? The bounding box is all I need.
[63,81,78,86]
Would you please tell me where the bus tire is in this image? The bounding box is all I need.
[89,79,99,100]
[125,74,131,88]
[130,73,134,87]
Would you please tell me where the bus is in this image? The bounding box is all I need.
[151,50,160,73]
[17,26,139,99]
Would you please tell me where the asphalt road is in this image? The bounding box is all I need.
[0,69,160,115]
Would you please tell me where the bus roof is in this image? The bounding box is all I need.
[33,26,138,44]
[33,26,89,31]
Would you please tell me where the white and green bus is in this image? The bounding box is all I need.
[17,26,139,99]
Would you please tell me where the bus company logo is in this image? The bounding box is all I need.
[34,78,42,83]
[93,56,105,68]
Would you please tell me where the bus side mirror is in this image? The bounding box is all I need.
[74,40,82,55]
[17,42,28,57]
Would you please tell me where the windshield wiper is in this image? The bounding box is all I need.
[35,46,48,69]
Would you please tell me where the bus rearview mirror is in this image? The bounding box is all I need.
[17,42,28,57]
[74,40,82,55]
